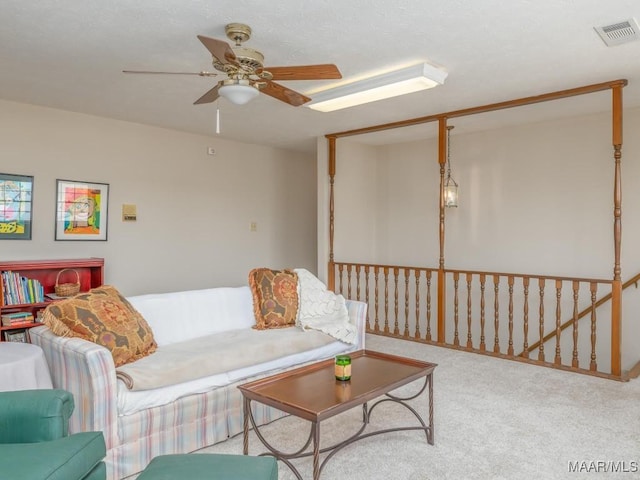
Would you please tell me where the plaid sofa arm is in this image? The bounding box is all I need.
[29,325,119,451]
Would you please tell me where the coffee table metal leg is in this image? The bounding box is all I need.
[243,397,250,455]
[241,397,310,480]
[428,372,434,445]
[313,421,320,480]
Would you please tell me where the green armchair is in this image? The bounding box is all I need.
[0,389,106,480]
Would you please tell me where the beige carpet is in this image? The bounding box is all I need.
[199,334,640,479]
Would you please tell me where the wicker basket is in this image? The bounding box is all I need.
[54,269,81,297]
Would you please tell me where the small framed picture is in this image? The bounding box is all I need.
[55,179,109,241]
[0,173,34,240]
[4,329,29,343]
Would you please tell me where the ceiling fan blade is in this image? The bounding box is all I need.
[123,70,218,77]
[261,81,311,106]
[194,83,222,105]
[197,35,237,64]
[262,64,342,81]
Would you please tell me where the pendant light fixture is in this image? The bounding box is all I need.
[444,125,458,208]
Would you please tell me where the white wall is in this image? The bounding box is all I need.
[333,142,380,263]
[375,140,441,267]
[0,100,317,295]
[316,139,380,277]
[327,108,640,277]
[446,112,617,278]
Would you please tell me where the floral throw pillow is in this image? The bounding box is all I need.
[248,268,299,330]
[42,285,157,367]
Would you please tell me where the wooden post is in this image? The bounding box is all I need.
[610,83,624,377]
[437,117,447,343]
[327,136,337,292]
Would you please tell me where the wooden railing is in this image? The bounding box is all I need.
[525,271,640,355]
[331,262,626,380]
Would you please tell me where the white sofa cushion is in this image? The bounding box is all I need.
[127,286,255,346]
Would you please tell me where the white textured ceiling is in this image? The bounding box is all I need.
[1,0,639,153]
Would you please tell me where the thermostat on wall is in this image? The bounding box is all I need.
[122,204,137,222]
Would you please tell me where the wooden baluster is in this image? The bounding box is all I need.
[493,275,500,353]
[364,266,371,330]
[403,268,410,338]
[554,280,562,365]
[356,265,361,301]
[374,267,380,333]
[453,272,460,346]
[393,267,400,335]
[507,276,514,356]
[338,264,344,296]
[347,265,352,299]
[466,273,473,348]
[590,282,598,371]
[426,271,432,341]
[479,274,486,351]
[414,270,421,339]
[522,277,530,359]
[384,267,390,334]
[538,278,545,362]
[571,281,580,368]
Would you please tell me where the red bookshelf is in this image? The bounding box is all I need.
[0,258,104,341]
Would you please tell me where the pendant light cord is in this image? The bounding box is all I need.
[446,125,454,179]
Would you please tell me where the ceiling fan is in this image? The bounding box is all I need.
[123,23,342,107]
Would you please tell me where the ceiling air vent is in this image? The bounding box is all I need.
[595,18,640,46]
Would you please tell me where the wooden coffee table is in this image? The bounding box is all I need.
[238,350,436,480]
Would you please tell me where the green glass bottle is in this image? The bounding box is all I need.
[335,354,352,381]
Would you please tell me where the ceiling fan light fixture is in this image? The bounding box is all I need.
[307,62,447,112]
[218,79,260,105]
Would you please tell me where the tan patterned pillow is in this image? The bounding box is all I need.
[42,285,157,367]
[248,268,299,330]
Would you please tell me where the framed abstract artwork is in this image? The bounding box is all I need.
[0,173,33,240]
[55,179,109,241]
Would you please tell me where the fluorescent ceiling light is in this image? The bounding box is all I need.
[307,62,447,112]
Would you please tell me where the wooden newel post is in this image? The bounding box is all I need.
[610,82,625,377]
[437,118,447,343]
[327,136,337,292]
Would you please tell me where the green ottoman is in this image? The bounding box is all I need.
[137,454,278,480]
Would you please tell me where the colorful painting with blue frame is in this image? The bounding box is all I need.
[0,173,33,240]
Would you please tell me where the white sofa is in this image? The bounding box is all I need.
[30,283,367,480]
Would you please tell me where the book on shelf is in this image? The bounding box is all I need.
[45,293,68,300]
[1,271,44,305]
[2,318,36,328]
[1,311,35,326]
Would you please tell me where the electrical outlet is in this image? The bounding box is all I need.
[207,147,216,155]
[250,222,257,232]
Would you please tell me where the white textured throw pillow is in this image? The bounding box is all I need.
[294,268,356,344]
